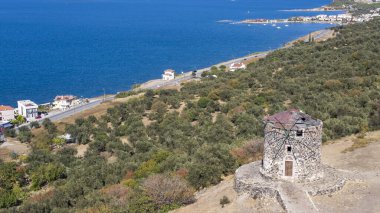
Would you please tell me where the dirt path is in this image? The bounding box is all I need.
[172,176,284,213]
[278,182,318,213]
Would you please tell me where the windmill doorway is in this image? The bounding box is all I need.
[285,160,293,176]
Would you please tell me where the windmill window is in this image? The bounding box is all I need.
[287,146,292,153]
[296,130,303,137]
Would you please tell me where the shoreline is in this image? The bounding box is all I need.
[279,5,343,12]
[137,28,334,91]
[239,20,340,24]
[4,4,341,112]
[31,27,332,125]
[4,27,332,121]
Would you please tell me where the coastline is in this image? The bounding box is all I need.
[136,28,335,91]
[239,20,341,24]
[6,26,336,128]
[4,3,343,120]
[34,27,334,125]
[77,28,336,95]
[1,1,346,108]
[279,5,343,12]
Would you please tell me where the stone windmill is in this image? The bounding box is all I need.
[261,109,323,181]
[234,109,346,211]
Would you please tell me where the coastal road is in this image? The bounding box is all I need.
[12,30,329,125]
[41,30,324,121]
[139,51,269,90]
[302,29,333,43]
[24,51,269,123]
[16,96,115,129]
[45,96,115,122]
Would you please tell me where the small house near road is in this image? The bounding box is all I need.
[17,100,38,122]
[229,62,246,71]
[162,69,175,80]
[0,105,15,121]
[53,95,77,111]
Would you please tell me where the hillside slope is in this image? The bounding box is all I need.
[172,132,380,213]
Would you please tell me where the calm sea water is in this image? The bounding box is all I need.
[0,0,340,106]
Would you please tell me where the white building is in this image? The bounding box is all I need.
[229,62,247,71]
[53,95,77,111]
[17,100,38,121]
[303,16,312,21]
[0,105,15,121]
[316,14,327,19]
[162,69,175,80]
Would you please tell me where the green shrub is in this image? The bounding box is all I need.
[220,195,230,208]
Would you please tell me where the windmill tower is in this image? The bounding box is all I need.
[261,109,323,181]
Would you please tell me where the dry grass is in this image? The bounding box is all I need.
[54,100,118,130]
[283,99,292,108]
[31,127,51,149]
[0,138,30,162]
[342,133,376,153]
[0,148,11,162]
[120,136,131,145]
[75,144,89,158]
[142,116,153,127]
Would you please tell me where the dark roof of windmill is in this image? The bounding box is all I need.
[264,109,321,130]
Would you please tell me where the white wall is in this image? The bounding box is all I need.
[0,110,15,121]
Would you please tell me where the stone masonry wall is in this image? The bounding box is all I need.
[262,123,323,181]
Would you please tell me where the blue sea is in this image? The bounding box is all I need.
[0,0,341,106]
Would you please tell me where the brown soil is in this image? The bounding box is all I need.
[0,138,30,162]
[120,136,131,145]
[0,148,11,162]
[172,176,284,213]
[74,144,89,158]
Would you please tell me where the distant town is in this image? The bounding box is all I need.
[239,7,380,25]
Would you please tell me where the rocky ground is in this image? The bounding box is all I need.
[172,132,380,213]
[172,175,284,213]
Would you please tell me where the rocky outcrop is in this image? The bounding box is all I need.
[234,161,346,212]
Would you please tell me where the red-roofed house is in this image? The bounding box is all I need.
[0,105,15,121]
[53,95,77,111]
[229,62,246,71]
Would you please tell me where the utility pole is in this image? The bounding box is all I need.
[103,88,105,102]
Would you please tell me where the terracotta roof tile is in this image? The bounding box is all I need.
[0,105,14,111]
